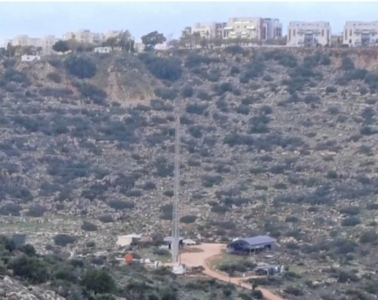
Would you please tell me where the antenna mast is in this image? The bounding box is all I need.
[171,111,181,264]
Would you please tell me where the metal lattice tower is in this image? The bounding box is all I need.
[171,113,181,264]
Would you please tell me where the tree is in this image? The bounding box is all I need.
[53,40,70,53]
[141,31,166,51]
[64,55,96,79]
[5,43,16,57]
[9,255,49,283]
[80,269,116,294]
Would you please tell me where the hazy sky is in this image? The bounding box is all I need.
[1,1,378,42]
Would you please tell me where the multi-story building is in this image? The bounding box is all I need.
[287,21,331,47]
[40,35,59,54]
[343,21,378,47]
[63,29,105,45]
[223,17,282,41]
[11,35,39,47]
[191,22,225,39]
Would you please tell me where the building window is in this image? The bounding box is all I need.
[293,29,296,36]
[288,29,291,41]
[322,29,324,37]
[345,30,347,40]
[350,29,352,36]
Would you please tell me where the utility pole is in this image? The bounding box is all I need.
[171,109,181,264]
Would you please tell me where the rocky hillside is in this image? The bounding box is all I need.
[1,47,378,299]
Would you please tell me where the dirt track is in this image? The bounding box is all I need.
[176,243,286,300]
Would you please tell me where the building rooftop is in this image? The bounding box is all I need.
[240,235,276,246]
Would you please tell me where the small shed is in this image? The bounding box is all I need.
[94,47,112,53]
[21,55,41,62]
[227,235,276,255]
[116,234,142,247]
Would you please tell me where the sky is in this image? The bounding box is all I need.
[1,1,378,43]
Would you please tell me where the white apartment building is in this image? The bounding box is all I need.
[191,22,225,39]
[12,35,40,47]
[287,21,331,47]
[62,29,105,45]
[6,35,58,54]
[343,21,378,47]
[223,17,282,41]
[40,35,59,54]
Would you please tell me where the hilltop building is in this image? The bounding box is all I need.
[343,21,378,47]
[287,21,331,47]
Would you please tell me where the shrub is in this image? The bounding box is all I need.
[64,55,96,79]
[214,82,234,95]
[360,230,378,244]
[202,174,223,187]
[184,54,220,68]
[9,255,49,283]
[262,74,273,82]
[181,85,194,98]
[2,68,29,84]
[81,221,98,231]
[154,87,177,100]
[180,215,197,223]
[325,86,337,94]
[108,200,134,210]
[2,58,16,68]
[80,269,116,294]
[186,102,208,115]
[339,206,360,216]
[341,56,355,71]
[53,234,77,247]
[160,204,173,220]
[139,53,182,81]
[25,204,47,217]
[236,104,250,115]
[99,214,114,223]
[224,45,248,55]
[47,72,62,83]
[48,58,62,68]
[77,83,107,105]
[11,234,26,247]
[0,203,22,216]
[196,89,212,101]
[341,217,361,227]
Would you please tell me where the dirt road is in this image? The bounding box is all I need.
[177,243,286,300]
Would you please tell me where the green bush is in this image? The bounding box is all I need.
[184,54,220,68]
[64,55,96,79]
[224,45,248,55]
[47,72,62,83]
[80,269,116,294]
[9,255,49,283]
[359,230,378,243]
[81,221,98,232]
[2,68,29,84]
[139,53,182,81]
[341,56,355,71]
[180,215,197,223]
[154,87,177,100]
[108,200,134,210]
[341,217,361,227]
[26,204,47,217]
[181,85,194,98]
[53,234,77,247]
[325,86,337,94]
[77,83,107,105]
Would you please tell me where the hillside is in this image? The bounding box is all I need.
[1,47,378,299]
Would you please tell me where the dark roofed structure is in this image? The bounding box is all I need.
[226,235,276,255]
